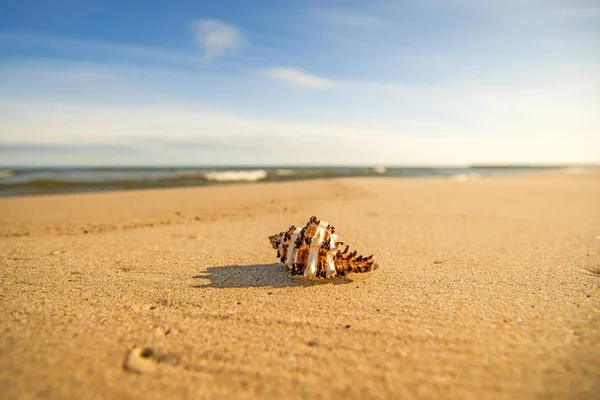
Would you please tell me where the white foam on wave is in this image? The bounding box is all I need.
[563,166,600,174]
[452,173,481,182]
[203,169,268,182]
[275,169,296,176]
[0,169,15,179]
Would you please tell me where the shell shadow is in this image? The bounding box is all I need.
[191,263,354,288]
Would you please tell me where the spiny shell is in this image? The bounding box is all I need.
[268,216,379,279]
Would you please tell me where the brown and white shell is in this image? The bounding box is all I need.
[268,216,379,279]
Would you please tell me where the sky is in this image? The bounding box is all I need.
[0,0,598,166]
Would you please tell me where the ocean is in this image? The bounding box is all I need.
[0,166,561,197]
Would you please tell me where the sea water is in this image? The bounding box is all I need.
[0,166,560,197]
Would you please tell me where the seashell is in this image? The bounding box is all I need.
[268,216,379,279]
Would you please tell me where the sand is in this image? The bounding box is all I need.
[1,172,599,399]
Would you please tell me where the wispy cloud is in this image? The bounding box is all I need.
[315,10,384,28]
[0,143,136,154]
[0,32,241,71]
[548,3,600,21]
[420,0,600,21]
[1,90,598,166]
[261,67,333,88]
[192,19,243,60]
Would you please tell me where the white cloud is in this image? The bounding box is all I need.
[549,4,600,20]
[0,58,598,166]
[261,67,333,88]
[1,96,598,166]
[421,0,600,21]
[315,10,384,28]
[192,19,243,60]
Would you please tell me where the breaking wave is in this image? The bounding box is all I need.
[0,169,15,179]
[275,169,296,176]
[202,169,268,182]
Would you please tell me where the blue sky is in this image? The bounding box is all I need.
[0,0,598,166]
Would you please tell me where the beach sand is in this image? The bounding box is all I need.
[1,172,599,399]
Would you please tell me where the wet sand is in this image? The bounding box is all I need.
[1,173,599,399]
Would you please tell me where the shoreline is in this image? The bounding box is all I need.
[0,165,574,198]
